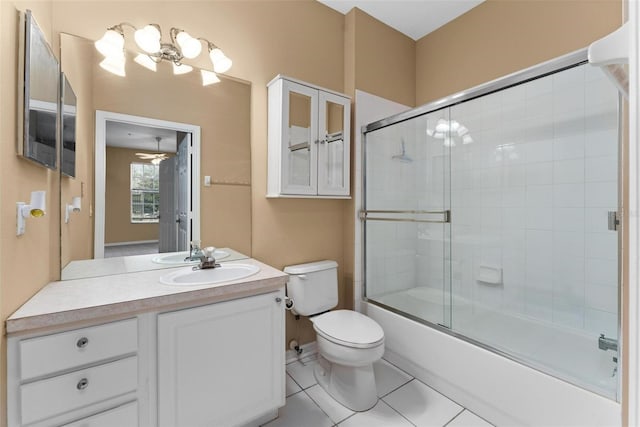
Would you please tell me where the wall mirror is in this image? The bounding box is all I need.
[60,33,252,280]
[18,10,60,170]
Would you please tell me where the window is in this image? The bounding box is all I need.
[131,162,160,223]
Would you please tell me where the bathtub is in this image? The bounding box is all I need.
[365,295,621,426]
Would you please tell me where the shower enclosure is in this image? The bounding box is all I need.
[362,50,621,400]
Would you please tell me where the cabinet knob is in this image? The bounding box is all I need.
[275,297,282,303]
[76,337,89,349]
[76,378,89,390]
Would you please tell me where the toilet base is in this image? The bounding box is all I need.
[313,356,378,412]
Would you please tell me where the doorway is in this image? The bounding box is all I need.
[95,111,201,258]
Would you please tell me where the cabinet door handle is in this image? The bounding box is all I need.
[76,337,89,349]
[76,378,89,390]
[275,297,282,303]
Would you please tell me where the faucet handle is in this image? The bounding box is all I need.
[203,246,216,258]
[191,240,201,250]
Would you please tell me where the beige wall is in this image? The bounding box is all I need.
[0,1,57,423]
[416,0,623,104]
[105,147,161,244]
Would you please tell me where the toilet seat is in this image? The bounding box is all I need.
[312,310,384,349]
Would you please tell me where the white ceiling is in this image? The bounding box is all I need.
[317,0,484,41]
[106,121,177,153]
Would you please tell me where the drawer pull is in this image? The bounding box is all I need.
[76,378,89,390]
[76,337,89,349]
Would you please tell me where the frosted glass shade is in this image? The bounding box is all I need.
[176,31,202,59]
[100,55,126,77]
[134,54,157,71]
[95,30,124,57]
[135,25,161,53]
[201,70,220,86]
[173,63,193,75]
[209,48,232,74]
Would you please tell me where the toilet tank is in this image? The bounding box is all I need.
[283,260,338,316]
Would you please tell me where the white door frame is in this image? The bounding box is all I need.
[626,2,639,424]
[94,110,201,259]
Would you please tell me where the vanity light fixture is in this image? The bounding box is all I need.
[95,22,232,85]
[16,190,46,236]
[65,196,82,224]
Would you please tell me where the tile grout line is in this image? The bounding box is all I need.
[302,387,341,426]
[442,408,466,427]
[379,376,415,399]
[378,398,418,427]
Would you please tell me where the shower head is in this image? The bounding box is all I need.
[392,140,413,163]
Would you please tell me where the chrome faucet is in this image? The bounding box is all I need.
[194,246,220,270]
[599,334,618,352]
[185,240,203,262]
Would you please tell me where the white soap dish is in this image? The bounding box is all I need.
[476,265,502,285]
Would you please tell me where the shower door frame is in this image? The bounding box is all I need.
[361,47,624,400]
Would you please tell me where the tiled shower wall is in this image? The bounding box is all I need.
[366,63,619,338]
[449,64,619,338]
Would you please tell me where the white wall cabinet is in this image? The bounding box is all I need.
[268,75,351,198]
[157,290,285,427]
[8,290,285,427]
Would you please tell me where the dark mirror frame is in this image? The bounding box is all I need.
[17,9,60,170]
[60,73,77,178]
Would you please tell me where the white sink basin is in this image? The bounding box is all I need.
[152,250,230,265]
[159,263,260,286]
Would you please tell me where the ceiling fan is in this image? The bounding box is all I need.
[136,136,168,165]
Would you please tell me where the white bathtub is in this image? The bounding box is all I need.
[365,297,621,426]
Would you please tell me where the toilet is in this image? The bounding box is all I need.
[283,260,384,412]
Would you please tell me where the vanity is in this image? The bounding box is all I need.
[6,256,288,427]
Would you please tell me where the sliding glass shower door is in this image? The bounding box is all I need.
[363,56,621,400]
[363,109,452,327]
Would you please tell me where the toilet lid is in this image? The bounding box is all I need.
[312,310,384,348]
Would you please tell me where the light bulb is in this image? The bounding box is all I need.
[176,31,202,59]
[99,54,126,77]
[134,54,157,72]
[201,70,220,86]
[95,29,124,57]
[135,25,161,53]
[172,62,193,75]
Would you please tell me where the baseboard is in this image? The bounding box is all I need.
[104,240,159,247]
[285,341,317,363]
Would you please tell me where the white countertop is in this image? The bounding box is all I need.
[61,248,249,280]
[7,258,288,335]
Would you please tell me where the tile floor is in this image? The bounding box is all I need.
[264,354,494,427]
[104,242,159,258]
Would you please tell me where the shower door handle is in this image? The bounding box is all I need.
[359,209,451,223]
[608,211,620,231]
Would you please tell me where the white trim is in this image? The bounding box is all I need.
[104,240,159,247]
[95,111,201,259]
[627,2,639,424]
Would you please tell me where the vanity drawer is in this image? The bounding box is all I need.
[62,401,138,427]
[19,318,137,380]
[20,356,138,425]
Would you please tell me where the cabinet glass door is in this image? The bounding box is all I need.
[282,80,317,195]
[318,92,350,196]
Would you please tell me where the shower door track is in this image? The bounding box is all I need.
[362,48,588,134]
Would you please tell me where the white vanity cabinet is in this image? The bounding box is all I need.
[8,288,286,427]
[7,318,140,427]
[157,289,285,427]
[267,75,351,198]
